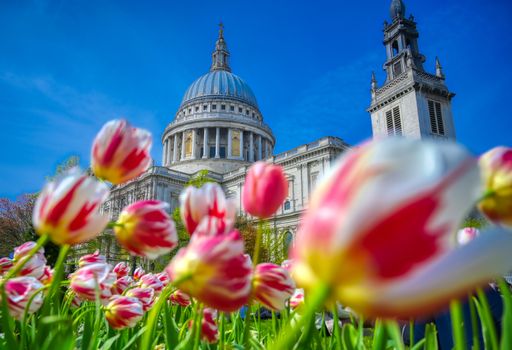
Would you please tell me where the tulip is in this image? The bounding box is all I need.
[155,272,170,286]
[166,230,252,312]
[4,276,44,320]
[39,266,53,285]
[126,287,155,311]
[189,308,218,343]
[0,257,13,276]
[242,162,288,218]
[70,293,82,309]
[457,227,480,246]
[478,146,512,226]
[70,263,116,302]
[179,183,236,235]
[133,266,145,281]
[169,289,191,307]
[104,296,144,330]
[289,289,305,310]
[114,200,178,259]
[111,276,134,295]
[78,250,106,267]
[291,138,512,318]
[91,119,152,185]
[32,168,109,245]
[138,273,164,294]
[13,241,46,279]
[253,263,295,311]
[113,262,130,278]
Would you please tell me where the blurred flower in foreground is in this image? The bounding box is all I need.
[115,200,178,259]
[166,230,252,312]
[133,267,145,281]
[32,168,109,245]
[189,308,218,343]
[457,227,480,246]
[13,241,46,279]
[126,287,155,312]
[180,183,236,235]
[105,296,144,330]
[292,138,512,318]
[4,276,44,320]
[70,263,115,303]
[169,289,191,307]
[113,262,130,278]
[242,162,288,218]
[253,263,295,311]
[478,146,512,227]
[91,119,152,185]
[78,250,106,267]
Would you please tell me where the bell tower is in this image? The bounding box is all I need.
[367,0,456,140]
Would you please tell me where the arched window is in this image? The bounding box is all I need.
[284,231,293,251]
[392,40,399,56]
[284,200,291,211]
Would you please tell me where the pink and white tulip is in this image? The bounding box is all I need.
[138,273,164,294]
[253,263,295,311]
[289,289,305,310]
[242,162,288,218]
[70,263,116,303]
[104,296,144,330]
[113,262,130,278]
[155,272,170,286]
[126,287,155,311]
[169,289,191,307]
[189,308,218,343]
[13,241,46,279]
[0,257,13,276]
[38,266,53,285]
[33,168,109,245]
[111,276,134,295]
[166,230,252,312]
[179,183,236,235]
[78,250,106,267]
[478,146,512,226]
[91,119,152,185]
[291,138,512,318]
[115,200,178,259]
[4,276,44,320]
[133,266,145,281]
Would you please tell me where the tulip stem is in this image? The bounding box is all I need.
[450,299,467,350]
[270,283,331,350]
[0,234,49,287]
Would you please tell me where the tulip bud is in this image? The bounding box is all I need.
[242,162,288,218]
[70,263,115,302]
[166,230,252,312]
[4,276,44,320]
[113,262,130,278]
[0,257,13,276]
[104,296,144,330]
[189,308,218,343]
[33,168,109,245]
[78,250,106,267]
[115,200,178,259]
[91,119,152,185]
[179,183,236,235]
[457,227,480,246]
[13,241,47,279]
[253,263,295,311]
[169,289,191,307]
[478,146,512,226]
[125,287,155,311]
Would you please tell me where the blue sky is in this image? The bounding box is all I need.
[1,0,511,198]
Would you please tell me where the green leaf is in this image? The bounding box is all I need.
[121,326,147,350]
[0,288,18,349]
[384,321,404,350]
[424,323,439,350]
[100,334,120,350]
[497,279,512,350]
[341,324,358,350]
[371,320,386,350]
[475,289,499,350]
[450,299,467,350]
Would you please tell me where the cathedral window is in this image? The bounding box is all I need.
[246,109,250,115]
[220,146,226,158]
[195,106,199,112]
[188,108,192,114]
[392,40,399,56]
[230,105,235,111]
[239,107,243,113]
[428,100,445,135]
[221,104,226,110]
[212,104,217,110]
[386,106,402,136]
[284,200,291,211]
[231,130,241,157]
[393,61,402,77]
[209,147,216,158]
[203,105,208,111]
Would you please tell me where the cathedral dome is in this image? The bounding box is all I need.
[181,70,258,109]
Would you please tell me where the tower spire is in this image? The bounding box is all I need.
[390,0,406,20]
[435,57,445,79]
[210,22,231,72]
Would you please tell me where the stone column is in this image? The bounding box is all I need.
[173,134,178,163]
[227,128,232,158]
[162,139,167,165]
[202,128,208,159]
[258,135,262,160]
[166,138,171,165]
[215,128,220,158]
[249,132,254,162]
[191,129,197,159]
[181,131,185,160]
[239,130,244,160]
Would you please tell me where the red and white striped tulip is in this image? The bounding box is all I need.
[13,241,46,279]
[242,162,288,218]
[179,183,236,235]
[291,138,512,318]
[113,262,130,278]
[70,263,116,303]
[38,266,53,285]
[115,200,178,259]
[166,230,252,312]
[104,296,144,330]
[0,257,13,276]
[289,289,305,310]
[78,250,106,267]
[70,293,82,309]
[126,287,155,312]
[189,308,218,343]
[133,267,145,281]
[4,276,44,320]
[111,276,134,295]
[33,168,109,245]
[478,146,512,226]
[169,289,191,307]
[155,272,170,286]
[91,119,152,185]
[253,263,295,311]
[137,273,164,294]
[457,227,480,246]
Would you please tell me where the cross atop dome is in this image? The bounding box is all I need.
[210,22,231,72]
